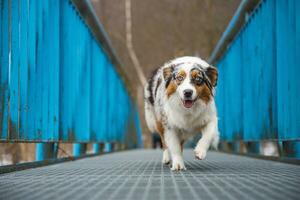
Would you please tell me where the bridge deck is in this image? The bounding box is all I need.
[1,150,300,200]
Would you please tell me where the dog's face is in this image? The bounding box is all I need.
[163,63,218,108]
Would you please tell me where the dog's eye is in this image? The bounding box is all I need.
[194,76,204,85]
[195,77,201,82]
[177,76,184,81]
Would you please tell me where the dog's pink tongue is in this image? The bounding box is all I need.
[183,100,193,108]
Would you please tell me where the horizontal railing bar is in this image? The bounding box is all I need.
[71,0,135,100]
[211,138,300,142]
[1,139,300,143]
[208,0,260,64]
[0,140,122,143]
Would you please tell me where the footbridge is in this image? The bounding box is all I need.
[0,0,299,199]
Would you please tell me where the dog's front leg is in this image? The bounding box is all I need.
[165,129,186,170]
[194,120,217,160]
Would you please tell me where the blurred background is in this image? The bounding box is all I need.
[0,0,240,165]
[1,2,300,199]
[92,0,240,147]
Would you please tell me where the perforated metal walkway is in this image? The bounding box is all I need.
[1,150,300,200]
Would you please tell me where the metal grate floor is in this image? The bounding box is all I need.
[1,149,300,200]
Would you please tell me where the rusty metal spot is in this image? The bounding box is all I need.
[267,98,278,139]
[36,129,42,139]
[68,129,76,142]
[0,110,3,137]
[0,84,8,137]
[90,131,96,141]
[234,131,243,140]
[268,101,273,127]
[8,118,18,140]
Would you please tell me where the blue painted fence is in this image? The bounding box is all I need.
[215,0,300,156]
[0,0,142,151]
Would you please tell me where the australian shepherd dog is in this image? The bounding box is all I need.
[144,56,219,170]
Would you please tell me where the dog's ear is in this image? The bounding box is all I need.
[205,66,218,87]
[163,65,174,87]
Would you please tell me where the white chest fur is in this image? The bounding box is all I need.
[164,94,216,135]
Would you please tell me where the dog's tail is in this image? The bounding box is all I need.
[144,83,157,133]
[211,132,220,150]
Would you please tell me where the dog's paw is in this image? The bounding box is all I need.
[162,149,170,165]
[171,156,186,171]
[194,148,207,160]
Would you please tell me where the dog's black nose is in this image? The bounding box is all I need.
[183,89,193,98]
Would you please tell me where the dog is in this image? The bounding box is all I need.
[144,56,219,170]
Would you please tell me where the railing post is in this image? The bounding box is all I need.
[232,142,240,153]
[282,141,300,159]
[36,143,58,161]
[93,143,103,154]
[73,143,87,157]
[114,143,120,151]
[104,143,112,153]
[247,142,260,154]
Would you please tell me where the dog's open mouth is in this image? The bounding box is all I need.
[182,99,194,108]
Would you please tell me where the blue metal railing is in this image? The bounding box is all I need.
[211,0,300,158]
[0,0,142,161]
